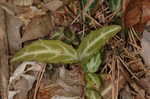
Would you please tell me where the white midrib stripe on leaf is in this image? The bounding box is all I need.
[80,28,117,59]
[12,50,61,62]
[41,41,77,60]
[59,44,77,59]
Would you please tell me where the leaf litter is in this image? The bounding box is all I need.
[0,0,150,99]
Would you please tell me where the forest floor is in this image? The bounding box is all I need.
[0,0,150,99]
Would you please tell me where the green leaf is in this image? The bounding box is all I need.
[108,0,122,12]
[84,52,101,73]
[85,88,102,99]
[11,40,78,64]
[77,25,121,61]
[85,73,101,90]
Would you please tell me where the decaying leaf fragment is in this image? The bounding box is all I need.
[37,66,84,99]
[141,27,150,67]
[12,0,33,6]
[8,62,43,99]
[44,0,63,12]
[124,0,150,32]
[22,14,52,42]
[6,13,23,54]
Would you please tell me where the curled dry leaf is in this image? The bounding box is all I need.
[44,0,63,12]
[22,14,52,42]
[8,62,43,99]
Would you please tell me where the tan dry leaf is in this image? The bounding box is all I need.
[142,0,150,23]
[18,6,46,25]
[44,0,63,12]
[8,62,43,99]
[6,13,23,54]
[141,28,150,67]
[22,14,52,42]
[12,0,33,6]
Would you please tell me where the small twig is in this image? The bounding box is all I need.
[33,64,46,99]
[131,28,141,41]
[84,12,103,27]
[111,56,117,99]
[71,14,80,24]
[118,57,139,81]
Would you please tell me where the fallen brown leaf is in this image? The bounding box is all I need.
[124,0,150,32]
[119,85,133,99]
[138,74,150,96]
[44,0,63,12]
[124,6,141,27]
[6,13,23,54]
[22,14,52,42]
[0,7,9,99]
[37,66,84,99]
[12,0,33,6]
[141,28,150,67]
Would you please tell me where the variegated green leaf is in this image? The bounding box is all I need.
[85,73,101,90]
[78,25,121,61]
[86,88,102,99]
[11,40,78,64]
[84,52,101,73]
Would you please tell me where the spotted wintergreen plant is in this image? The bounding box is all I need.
[83,52,101,73]
[11,25,121,64]
[11,25,121,98]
